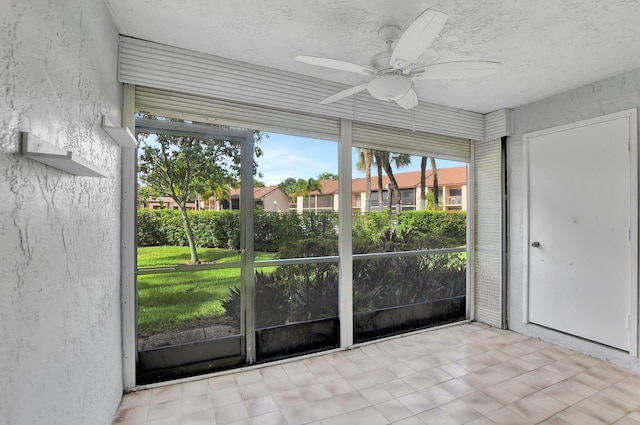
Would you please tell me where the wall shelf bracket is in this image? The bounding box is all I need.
[20,132,108,178]
[101,116,137,148]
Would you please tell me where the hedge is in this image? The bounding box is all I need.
[138,208,466,252]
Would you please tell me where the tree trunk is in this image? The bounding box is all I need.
[430,157,439,210]
[381,158,402,212]
[364,149,372,212]
[179,203,200,264]
[373,151,384,212]
[420,156,427,210]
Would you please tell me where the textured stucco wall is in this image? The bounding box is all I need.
[507,68,640,370]
[0,1,123,424]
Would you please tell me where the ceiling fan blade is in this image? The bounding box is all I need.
[295,56,374,76]
[395,88,419,110]
[320,83,370,104]
[411,61,499,80]
[390,9,448,70]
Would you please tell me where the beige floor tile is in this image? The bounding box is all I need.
[628,408,640,421]
[419,383,457,406]
[466,417,499,425]
[392,416,429,425]
[323,377,356,396]
[113,324,640,425]
[538,416,573,425]
[587,364,631,384]
[481,384,521,406]
[359,385,394,404]
[417,407,460,425]
[147,400,181,423]
[211,387,242,408]
[320,413,356,425]
[419,367,454,385]
[486,406,536,425]
[151,385,182,404]
[299,383,332,402]
[114,404,149,425]
[119,390,152,410]
[460,391,504,415]
[243,395,279,417]
[366,366,398,384]
[614,417,640,425]
[439,399,483,423]
[147,417,180,425]
[397,391,436,414]
[524,391,568,415]
[259,364,287,380]
[438,378,476,398]
[507,398,553,423]
[347,406,389,425]
[334,390,371,413]
[439,361,469,378]
[493,378,537,399]
[539,385,584,406]
[575,398,625,424]
[181,380,211,398]
[272,388,305,409]
[245,411,288,425]
[214,400,250,424]
[180,393,213,415]
[179,408,215,425]
[512,371,553,392]
[238,382,270,401]
[308,397,345,420]
[281,403,318,424]
[588,389,637,417]
[263,376,294,394]
[556,406,608,425]
[402,372,435,391]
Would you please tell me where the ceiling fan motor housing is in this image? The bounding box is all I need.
[367,74,412,101]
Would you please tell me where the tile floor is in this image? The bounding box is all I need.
[114,322,640,425]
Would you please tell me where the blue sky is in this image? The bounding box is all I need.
[256,132,464,186]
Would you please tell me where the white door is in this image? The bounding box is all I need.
[525,110,637,352]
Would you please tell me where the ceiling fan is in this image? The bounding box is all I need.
[295,9,498,110]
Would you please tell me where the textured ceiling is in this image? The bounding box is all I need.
[105,0,640,114]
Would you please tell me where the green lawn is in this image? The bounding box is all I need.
[137,246,275,338]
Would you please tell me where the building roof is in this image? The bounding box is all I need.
[230,186,286,199]
[311,165,467,195]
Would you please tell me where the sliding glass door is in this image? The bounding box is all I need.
[135,117,254,384]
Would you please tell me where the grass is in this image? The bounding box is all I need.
[137,246,276,337]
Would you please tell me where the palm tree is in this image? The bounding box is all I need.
[420,157,427,210]
[376,151,412,211]
[419,157,440,210]
[356,148,373,211]
[293,178,323,211]
[372,151,385,211]
[212,184,231,210]
[430,157,439,210]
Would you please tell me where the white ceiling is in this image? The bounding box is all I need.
[105,0,640,114]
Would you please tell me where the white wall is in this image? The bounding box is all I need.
[508,68,640,371]
[0,0,124,424]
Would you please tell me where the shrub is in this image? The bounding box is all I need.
[136,208,465,251]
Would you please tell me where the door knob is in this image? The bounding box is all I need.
[531,241,540,248]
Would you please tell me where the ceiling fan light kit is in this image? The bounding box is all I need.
[367,74,412,102]
[295,8,498,110]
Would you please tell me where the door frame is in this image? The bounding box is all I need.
[522,108,639,356]
[132,118,256,384]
